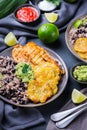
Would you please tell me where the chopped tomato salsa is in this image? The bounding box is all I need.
[16,6,39,22]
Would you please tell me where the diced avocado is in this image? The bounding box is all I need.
[15,62,34,83]
[73,19,82,28]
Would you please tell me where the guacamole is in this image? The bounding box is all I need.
[73,65,87,82]
[15,62,34,82]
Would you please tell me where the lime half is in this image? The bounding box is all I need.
[72,89,87,104]
[4,32,18,46]
[45,12,58,23]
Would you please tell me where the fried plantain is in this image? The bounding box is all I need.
[74,37,87,53]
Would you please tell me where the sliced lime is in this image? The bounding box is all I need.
[73,19,82,28]
[45,12,58,23]
[72,89,87,104]
[4,32,18,46]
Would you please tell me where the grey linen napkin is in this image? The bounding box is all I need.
[0,0,87,130]
[0,0,86,52]
[0,101,45,130]
[46,88,87,130]
[59,0,87,30]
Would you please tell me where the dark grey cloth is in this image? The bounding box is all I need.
[0,0,87,130]
[0,0,86,52]
[59,0,87,30]
[29,0,82,29]
[46,88,87,130]
[0,101,45,130]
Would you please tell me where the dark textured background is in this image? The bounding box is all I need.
[0,0,87,129]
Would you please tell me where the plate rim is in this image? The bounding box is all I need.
[0,46,68,107]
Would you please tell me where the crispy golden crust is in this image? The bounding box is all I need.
[74,38,87,53]
[74,38,87,60]
[27,62,60,103]
[12,42,60,67]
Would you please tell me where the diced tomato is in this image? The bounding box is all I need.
[16,6,39,22]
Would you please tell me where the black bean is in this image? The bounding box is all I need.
[11,99,17,103]
[0,56,29,105]
[19,83,24,87]
[13,62,17,65]
[19,100,26,104]
[0,57,3,60]
[72,37,75,40]
[84,24,87,28]
[11,69,15,73]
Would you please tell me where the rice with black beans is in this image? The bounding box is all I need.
[69,17,87,45]
[0,56,29,105]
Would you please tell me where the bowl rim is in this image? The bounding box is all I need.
[14,4,41,24]
[65,15,87,63]
[70,62,87,84]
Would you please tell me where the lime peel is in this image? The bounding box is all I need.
[71,89,87,104]
[73,19,82,28]
[4,32,18,46]
[38,23,59,44]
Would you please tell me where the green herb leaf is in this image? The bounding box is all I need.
[46,0,61,6]
[22,64,31,74]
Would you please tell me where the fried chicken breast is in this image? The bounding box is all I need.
[12,41,59,67]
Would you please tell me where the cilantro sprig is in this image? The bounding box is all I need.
[46,0,61,6]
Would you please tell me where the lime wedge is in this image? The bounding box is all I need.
[4,32,18,46]
[73,19,82,28]
[45,12,58,23]
[72,89,87,104]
